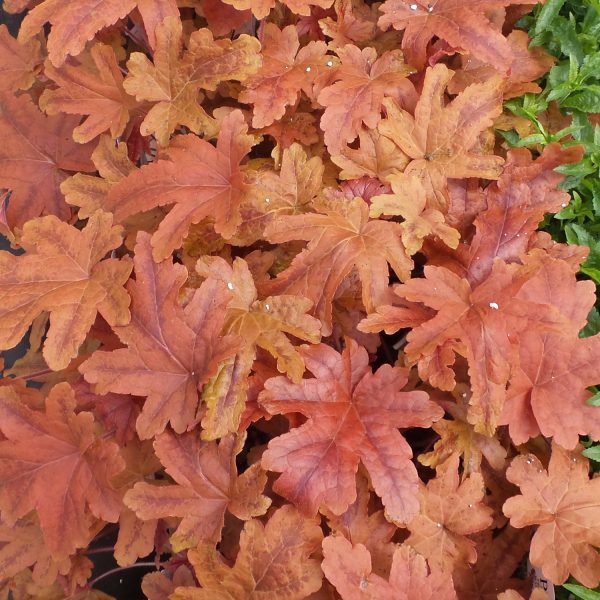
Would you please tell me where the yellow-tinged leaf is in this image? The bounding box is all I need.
[0,210,131,371]
[123,16,261,145]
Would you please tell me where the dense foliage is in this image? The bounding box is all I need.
[0,0,599,599]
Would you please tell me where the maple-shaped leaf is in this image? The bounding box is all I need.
[322,536,456,600]
[232,143,324,246]
[16,0,179,67]
[503,444,600,587]
[0,24,41,92]
[123,16,260,146]
[319,0,379,49]
[170,504,323,599]
[261,196,413,336]
[0,91,96,227]
[61,134,137,220]
[378,64,504,210]
[317,44,416,154]
[0,210,131,371]
[501,255,600,448]
[392,259,567,435]
[331,127,410,181]
[80,232,241,439]
[40,44,141,143]
[196,254,321,439]
[370,174,460,255]
[377,0,540,71]
[124,430,270,551]
[239,23,329,128]
[465,144,583,286]
[259,338,443,522]
[0,383,125,558]
[198,256,322,380]
[406,454,493,571]
[105,109,255,260]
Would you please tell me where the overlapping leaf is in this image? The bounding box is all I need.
[504,444,600,587]
[377,0,541,71]
[0,92,96,227]
[318,44,416,154]
[124,16,260,145]
[0,383,125,558]
[405,454,493,572]
[170,505,323,599]
[80,232,241,439]
[40,44,141,143]
[378,64,504,210]
[15,0,179,66]
[322,536,456,599]
[104,109,255,260]
[0,210,131,371]
[239,23,330,128]
[261,196,413,335]
[124,431,270,550]
[258,338,443,522]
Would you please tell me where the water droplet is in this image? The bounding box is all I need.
[360,579,369,590]
[265,303,270,311]
[516,234,520,237]
[327,60,334,67]
[573,457,577,462]
[119,578,123,584]
[526,457,533,464]
[436,522,442,528]
[409,3,418,8]
[538,469,543,473]
[227,282,234,290]
[489,302,499,310]
[305,66,311,72]
[265,197,271,204]
[561,203,567,207]
[468,504,473,508]
[428,4,433,11]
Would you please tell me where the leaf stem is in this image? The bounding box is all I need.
[88,561,161,589]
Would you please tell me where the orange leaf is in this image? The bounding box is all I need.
[124,431,270,551]
[504,443,600,587]
[16,0,179,67]
[40,44,141,143]
[105,109,255,260]
[259,338,443,522]
[80,232,241,439]
[262,196,413,335]
[0,92,95,227]
[377,0,540,71]
[0,23,41,92]
[239,23,329,128]
[0,210,131,371]
[170,505,323,599]
[406,454,493,571]
[0,383,125,558]
[321,536,456,599]
[318,44,416,154]
[378,64,504,210]
[123,16,260,145]
[370,174,460,255]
